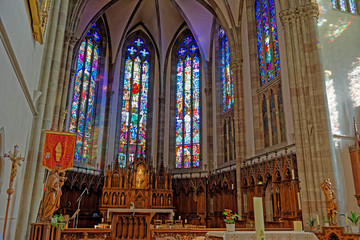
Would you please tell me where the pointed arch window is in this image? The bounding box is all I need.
[219,27,234,113]
[255,0,280,86]
[69,23,101,162]
[175,35,201,168]
[118,36,152,167]
[332,0,358,14]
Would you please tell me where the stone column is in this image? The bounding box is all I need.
[52,29,76,130]
[279,1,334,221]
[231,58,246,218]
[205,87,214,172]
[265,90,273,146]
[14,0,69,239]
[157,95,165,169]
[273,85,282,143]
[58,32,78,131]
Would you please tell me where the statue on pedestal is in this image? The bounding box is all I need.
[321,179,338,225]
[39,166,66,222]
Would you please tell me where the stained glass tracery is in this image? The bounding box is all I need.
[175,34,200,168]
[255,0,280,86]
[70,24,100,162]
[118,37,151,167]
[332,0,358,14]
[219,27,234,113]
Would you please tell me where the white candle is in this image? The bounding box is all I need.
[253,197,265,240]
[185,219,187,224]
[179,216,181,220]
[292,169,295,180]
[297,192,302,210]
[232,184,234,190]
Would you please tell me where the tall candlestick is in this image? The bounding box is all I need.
[297,192,302,210]
[345,214,349,226]
[253,197,265,240]
[316,214,320,226]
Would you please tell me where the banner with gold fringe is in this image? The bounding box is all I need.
[42,131,76,171]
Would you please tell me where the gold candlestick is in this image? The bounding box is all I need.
[3,145,24,239]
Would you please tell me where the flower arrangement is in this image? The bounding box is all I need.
[307,217,316,227]
[348,211,360,226]
[223,209,240,224]
[51,214,66,230]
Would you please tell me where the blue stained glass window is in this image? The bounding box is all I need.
[255,0,280,86]
[127,46,137,55]
[183,36,193,45]
[70,24,101,162]
[332,0,357,14]
[118,37,151,167]
[219,27,234,113]
[175,34,200,168]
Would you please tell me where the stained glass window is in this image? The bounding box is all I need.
[69,23,100,162]
[332,0,358,14]
[175,34,200,168]
[255,0,280,86]
[219,27,234,113]
[118,37,151,167]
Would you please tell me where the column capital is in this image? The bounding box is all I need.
[280,3,319,24]
[230,59,243,72]
[159,96,165,103]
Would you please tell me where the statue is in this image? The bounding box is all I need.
[321,179,338,225]
[39,166,64,222]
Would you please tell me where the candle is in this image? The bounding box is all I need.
[292,169,295,180]
[232,184,234,190]
[293,221,302,231]
[185,219,187,224]
[297,192,302,210]
[253,197,265,240]
[179,216,181,220]
[346,214,349,226]
[316,214,320,226]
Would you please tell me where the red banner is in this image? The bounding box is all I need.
[42,131,76,171]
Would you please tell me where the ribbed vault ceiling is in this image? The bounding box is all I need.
[75,0,243,63]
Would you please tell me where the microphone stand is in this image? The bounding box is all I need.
[74,188,88,228]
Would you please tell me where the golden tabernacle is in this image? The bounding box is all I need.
[100,157,173,222]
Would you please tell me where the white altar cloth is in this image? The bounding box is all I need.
[206,231,318,240]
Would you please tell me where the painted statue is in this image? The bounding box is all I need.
[321,179,338,225]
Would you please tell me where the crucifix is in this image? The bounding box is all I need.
[3,145,24,238]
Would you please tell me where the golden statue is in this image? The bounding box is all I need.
[321,179,338,225]
[39,166,66,222]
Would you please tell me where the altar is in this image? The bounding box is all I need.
[206,231,318,240]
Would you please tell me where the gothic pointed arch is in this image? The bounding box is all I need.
[68,19,108,165]
[114,30,155,167]
[170,28,202,169]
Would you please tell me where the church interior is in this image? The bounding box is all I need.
[1,0,360,239]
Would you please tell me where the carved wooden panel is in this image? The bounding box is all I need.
[315,226,359,240]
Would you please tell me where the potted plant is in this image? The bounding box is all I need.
[307,217,316,232]
[323,216,329,227]
[223,209,240,232]
[51,214,67,231]
[348,211,360,233]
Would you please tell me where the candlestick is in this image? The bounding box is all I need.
[291,169,295,180]
[345,214,349,226]
[297,192,302,210]
[316,214,320,226]
[253,197,265,240]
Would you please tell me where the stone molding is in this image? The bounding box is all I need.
[230,59,243,72]
[279,2,319,24]
[204,87,212,95]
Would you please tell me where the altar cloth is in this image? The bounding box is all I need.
[206,231,318,240]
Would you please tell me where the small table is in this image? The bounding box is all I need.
[206,231,318,240]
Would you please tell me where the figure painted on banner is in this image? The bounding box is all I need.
[321,179,338,225]
[39,165,62,222]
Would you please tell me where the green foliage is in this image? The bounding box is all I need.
[348,211,360,226]
[223,209,240,224]
[51,214,66,230]
[323,216,328,223]
[307,217,316,227]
